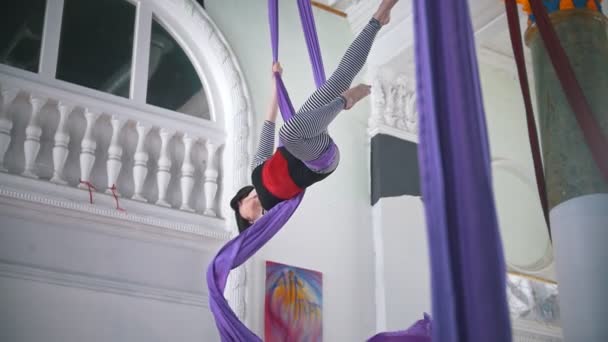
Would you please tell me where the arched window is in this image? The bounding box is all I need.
[146,17,206,118]
[0,0,252,224]
[0,0,46,73]
[56,0,137,98]
[0,0,208,118]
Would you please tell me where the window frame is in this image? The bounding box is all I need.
[13,0,211,119]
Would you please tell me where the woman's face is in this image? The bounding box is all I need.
[238,189,263,223]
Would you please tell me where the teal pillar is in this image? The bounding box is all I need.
[525,7,608,342]
[526,8,608,209]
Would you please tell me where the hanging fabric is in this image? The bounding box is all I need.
[207,1,433,341]
[413,0,512,341]
[505,0,552,238]
[206,1,325,340]
[513,0,608,180]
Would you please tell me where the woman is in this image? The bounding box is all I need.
[231,0,398,232]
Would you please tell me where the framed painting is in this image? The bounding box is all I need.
[265,261,323,342]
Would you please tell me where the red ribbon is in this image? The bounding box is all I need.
[79,179,96,204]
[110,184,125,212]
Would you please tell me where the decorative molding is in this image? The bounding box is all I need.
[508,274,560,325]
[0,66,226,145]
[0,0,253,325]
[512,319,563,341]
[368,73,418,142]
[0,173,230,241]
[0,260,209,308]
[156,0,255,322]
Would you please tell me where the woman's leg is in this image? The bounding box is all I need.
[297,18,381,115]
[280,97,345,164]
[278,19,381,166]
[280,0,399,168]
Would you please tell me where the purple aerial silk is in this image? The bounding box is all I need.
[414,0,511,341]
[207,1,431,340]
[368,314,432,342]
[209,0,510,340]
[206,1,327,341]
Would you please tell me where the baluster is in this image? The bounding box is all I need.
[131,122,151,202]
[179,134,195,212]
[50,101,74,184]
[0,87,19,172]
[22,95,47,178]
[105,115,126,195]
[156,128,175,207]
[77,109,99,189]
[203,140,220,216]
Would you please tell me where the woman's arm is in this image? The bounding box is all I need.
[251,63,282,169]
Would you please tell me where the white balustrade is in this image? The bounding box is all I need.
[77,109,100,189]
[0,87,19,172]
[156,128,175,207]
[22,95,47,178]
[105,115,126,195]
[132,122,151,202]
[179,134,195,212]
[203,140,220,217]
[0,72,225,220]
[50,101,74,184]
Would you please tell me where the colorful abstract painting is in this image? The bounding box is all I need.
[265,261,323,342]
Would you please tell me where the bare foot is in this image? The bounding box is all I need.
[373,0,398,26]
[342,84,371,110]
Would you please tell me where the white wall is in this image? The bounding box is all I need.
[0,205,220,341]
[207,2,377,341]
[372,195,430,332]
[478,62,553,275]
[370,62,552,332]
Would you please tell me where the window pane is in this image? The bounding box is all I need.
[0,0,46,73]
[56,0,136,98]
[147,18,207,119]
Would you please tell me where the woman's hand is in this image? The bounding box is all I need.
[272,62,283,76]
[266,63,282,123]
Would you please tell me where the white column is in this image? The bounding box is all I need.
[155,128,175,207]
[22,95,47,178]
[551,194,608,342]
[0,87,19,172]
[203,140,220,216]
[77,109,99,189]
[105,115,126,194]
[129,2,153,103]
[179,134,196,212]
[50,101,73,184]
[131,122,151,202]
[39,0,64,79]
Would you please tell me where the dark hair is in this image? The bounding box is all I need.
[230,185,255,233]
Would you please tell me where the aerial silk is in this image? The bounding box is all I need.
[506,0,608,240]
[414,0,512,341]
[205,0,334,340]
[208,0,513,340]
[522,0,608,179]
[505,0,552,237]
[207,1,431,341]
